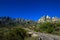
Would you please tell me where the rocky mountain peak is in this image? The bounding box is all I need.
[38,15,60,23]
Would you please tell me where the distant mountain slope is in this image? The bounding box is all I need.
[0,16,36,28]
[38,15,60,23]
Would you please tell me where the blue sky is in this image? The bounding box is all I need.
[0,0,60,21]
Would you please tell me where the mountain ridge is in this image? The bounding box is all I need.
[38,15,60,23]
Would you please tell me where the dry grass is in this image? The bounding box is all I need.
[25,37,39,40]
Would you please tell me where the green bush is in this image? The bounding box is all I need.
[0,27,27,40]
[36,22,56,33]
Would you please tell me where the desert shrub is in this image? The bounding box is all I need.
[0,27,27,40]
[36,22,55,33]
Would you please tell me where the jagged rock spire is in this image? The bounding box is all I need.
[46,15,50,19]
[38,15,60,23]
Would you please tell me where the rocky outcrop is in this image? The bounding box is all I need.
[38,15,60,23]
[26,28,60,40]
[38,33,60,40]
[28,29,60,40]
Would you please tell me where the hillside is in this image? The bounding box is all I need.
[0,16,60,40]
[0,16,36,28]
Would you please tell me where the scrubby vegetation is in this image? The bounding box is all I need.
[0,16,60,40]
[34,22,60,35]
[0,16,36,40]
[0,27,28,40]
